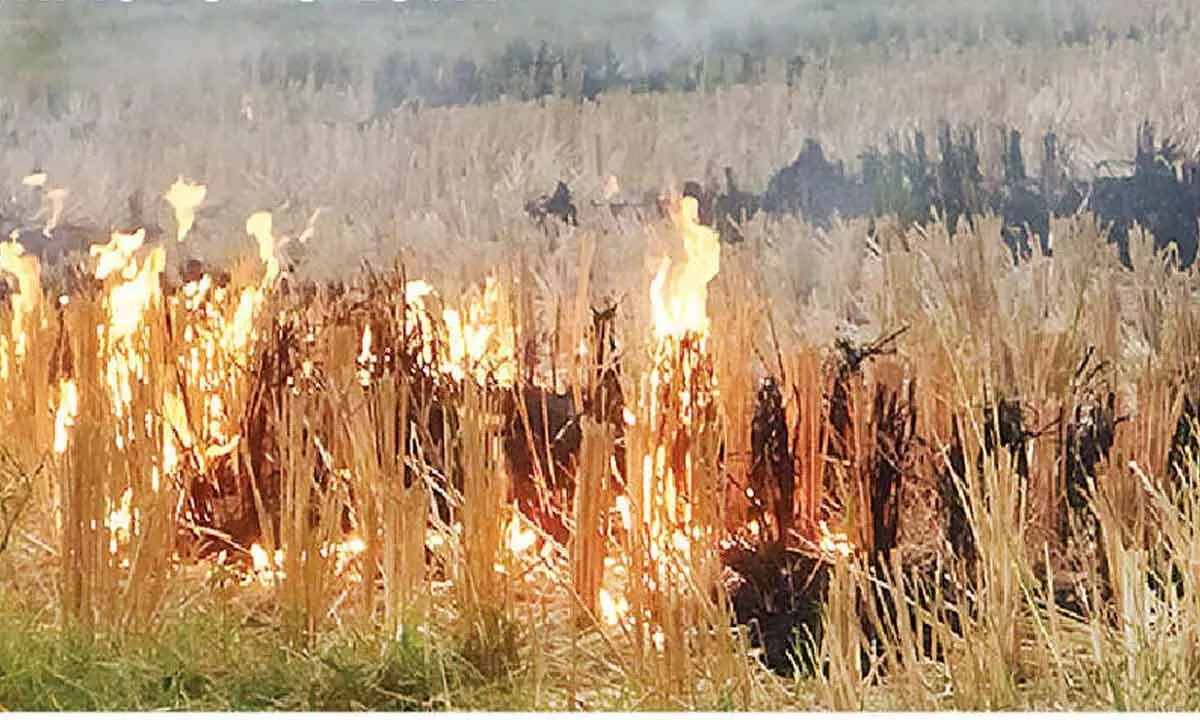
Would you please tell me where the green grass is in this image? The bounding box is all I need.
[0,593,500,711]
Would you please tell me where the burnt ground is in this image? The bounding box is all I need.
[527,120,1200,270]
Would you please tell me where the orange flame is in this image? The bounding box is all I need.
[0,240,42,364]
[650,195,720,340]
[441,275,516,386]
[52,378,78,455]
[506,509,538,556]
[818,520,853,558]
[164,179,207,243]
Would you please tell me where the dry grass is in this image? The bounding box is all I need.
[0,0,1199,711]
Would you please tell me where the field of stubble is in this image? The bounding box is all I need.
[0,0,1199,711]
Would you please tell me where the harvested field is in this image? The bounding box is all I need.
[2,0,1200,711]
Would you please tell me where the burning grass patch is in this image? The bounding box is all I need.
[4,160,1200,710]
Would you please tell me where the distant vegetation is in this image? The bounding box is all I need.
[0,0,1188,117]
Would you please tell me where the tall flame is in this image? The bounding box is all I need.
[245,212,279,287]
[650,195,720,340]
[223,211,283,358]
[0,240,42,363]
[164,179,207,243]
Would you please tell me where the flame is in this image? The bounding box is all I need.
[249,543,270,572]
[323,536,368,580]
[91,228,148,282]
[164,179,207,243]
[506,510,538,555]
[356,325,375,386]
[248,543,285,586]
[245,537,366,587]
[220,211,284,358]
[0,240,42,363]
[245,212,279,287]
[440,275,516,386]
[52,379,78,455]
[611,191,722,642]
[598,587,629,626]
[650,196,720,340]
[33,180,314,573]
[818,520,853,558]
[105,245,166,342]
[389,275,518,386]
[90,228,167,443]
[106,488,134,556]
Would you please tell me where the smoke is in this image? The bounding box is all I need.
[633,0,798,72]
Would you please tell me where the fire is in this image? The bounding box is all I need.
[248,543,285,586]
[245,537,367,587]
[164,179,207,243]
[245,212,280,287]
[0,240,42,364]
[506,510,538,555]
[650,195,720,340]
[106,488,134,556]
[52,379,78,455]
[90,229,167,437]
[90,228,148,281]
[595,193,723,638]
[321,536,368,581]
[598,586,629,626]
[67,191,285,559]
[366,275,517,388]
[103,240,166,342]
[399,280,437,368]
[356,324,375,386]
[818,520,853,558]
[441,275,516,386]
[223,211,284,358]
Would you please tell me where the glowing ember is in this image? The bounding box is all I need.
[164,178,207,243]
